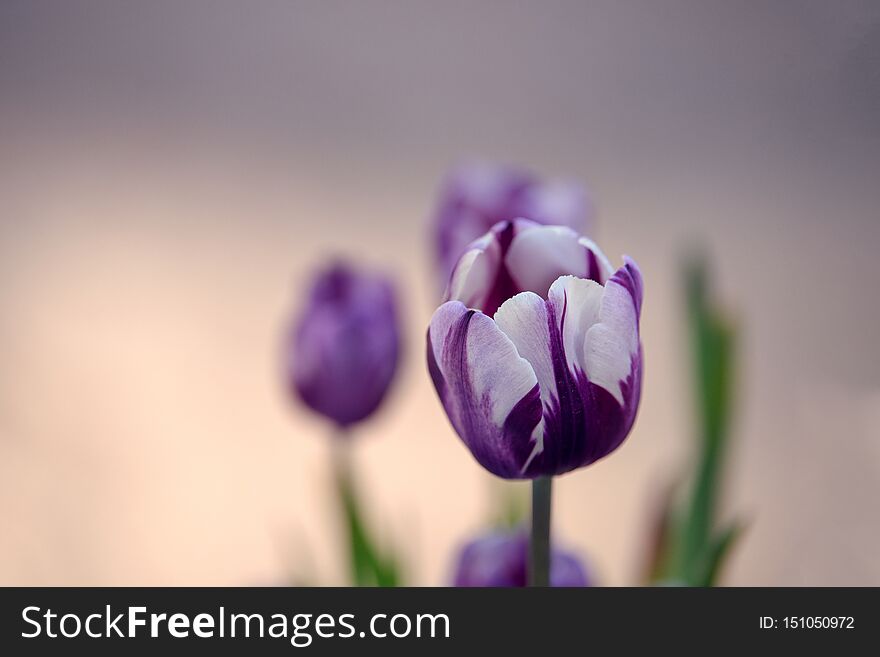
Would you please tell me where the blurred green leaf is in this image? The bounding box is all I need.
[335,449,402,587]
[490,481,529,530]
[641,479,679,585]
[700,521,744,586]
[653,254,744,586]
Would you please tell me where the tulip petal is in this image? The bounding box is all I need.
[452,528,593,587]
[550,550,592,587]
[445,246,495,310]
[538,264,642,472]
[494,268,642,476]
[578,236,615,283]
[428,301,543,478]
[433,162,534,284]
[493,292,556,409]
[585,258,643,406]
[492,292,560,471]
[517,180,592,236]
[547,275,605,377]
[505,225,588,297]
[505,225,613,300]
[445,219,540,317]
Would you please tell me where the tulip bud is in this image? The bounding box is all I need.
[428,219,643,478]
[452,529,591,587]
[288,261,401,428]
[432,162,592,290]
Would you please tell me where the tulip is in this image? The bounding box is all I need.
[286,260,403,586]
[452,529,591,587]
[287,261,401,428]
[432,162,592,288]
[427,218,643,584]
[428,218,643,477]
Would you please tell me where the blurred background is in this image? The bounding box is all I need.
[1,0,878,585]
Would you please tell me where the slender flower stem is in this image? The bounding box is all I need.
[332,430,352,491]
[528,476,553,587]
[332,431,397,587]
[331,431,362,585]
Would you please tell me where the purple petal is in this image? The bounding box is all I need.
[579,236,615,284]
[584,259,643,406]
[515,180,592,237]
[526,263,642,475]
[447,221,613,318]
[432,162,593,291]
[550,550,592,587]
[427,301,542,478]
[452,529,592,587]
[433,163,534,286]
[445,219,543,318]
[288,262,401,428]
[491,272,641,476]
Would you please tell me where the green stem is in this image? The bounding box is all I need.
[332,433,362,585]
[332,433,397,587]
[528,476,553,587]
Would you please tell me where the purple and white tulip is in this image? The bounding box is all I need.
[427,219,643,479]
[432,162,592,288]
[452,529,591,587]
[287,261,401,428]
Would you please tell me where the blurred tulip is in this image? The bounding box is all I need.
[286,260,404,587]
[452,529,591,587]
[432,161,592,289]
[288,261,401,428]
[427,219,643,479]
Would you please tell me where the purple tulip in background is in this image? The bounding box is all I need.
[288,262,401,428]
[427,219,643,479]
[432,161,592,289]
[452,529,591,587]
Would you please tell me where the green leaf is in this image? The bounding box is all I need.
[640,479,680,585]
[700,521,744,586]
[657,254,741,586]
[335,450,403,587]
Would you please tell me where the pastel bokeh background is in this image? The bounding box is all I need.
[1,1,878,585]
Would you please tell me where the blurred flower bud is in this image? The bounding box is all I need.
[288,261,401,428]
[452,528,591,587]
[432,161,592,290]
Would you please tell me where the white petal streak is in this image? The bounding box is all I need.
[446,247,491,307]
[547,275,604,374]
[430,301,537,428]
[493,292,555,409]
[464,311,538,427]
[584,272,640,405]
